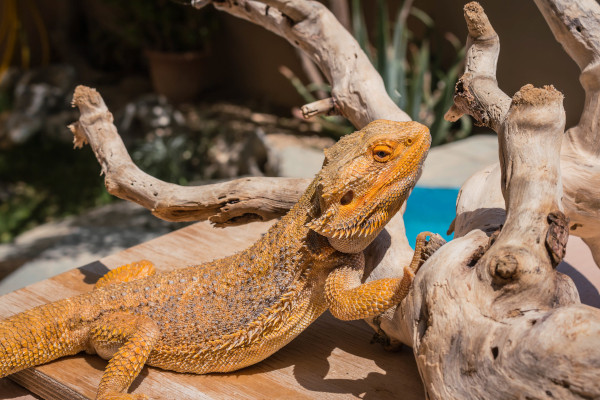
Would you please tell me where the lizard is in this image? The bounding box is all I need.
[0,119,432,400]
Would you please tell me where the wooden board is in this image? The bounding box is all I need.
[0,221,424,399]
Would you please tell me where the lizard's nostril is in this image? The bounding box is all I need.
[340,190,354,206]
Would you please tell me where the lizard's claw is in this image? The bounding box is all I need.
[408,231,435,273]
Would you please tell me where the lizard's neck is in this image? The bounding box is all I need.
[249,178,338,271]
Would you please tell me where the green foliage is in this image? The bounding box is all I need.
[0,136,111,243]
[283,1,471,144]
[131,127,213,186]
[354,0,471,145]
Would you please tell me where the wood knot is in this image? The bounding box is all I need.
[494,254,518,280]
[546,211,569,268]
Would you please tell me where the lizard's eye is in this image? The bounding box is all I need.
[405,137,414,146]
[373,145,392,162]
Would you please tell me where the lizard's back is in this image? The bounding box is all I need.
[83,195,341,373]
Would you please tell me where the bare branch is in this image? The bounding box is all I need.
[533,0,600,70]
[69,85,309,225]
[301,97,338,118]
[445,2,511,132]
[394,84,600,399]
[450,2,600,266]
[534,0,600,157]
[211,0,410,128]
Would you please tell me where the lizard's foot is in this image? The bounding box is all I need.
[408,232,446,273]
[95,260,156,289]
[98,393,149,400]
[92,313,159,400]
[371,312,404,352]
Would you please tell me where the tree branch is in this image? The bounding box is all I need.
[448,2,600,267]
[69,85,309,225]
[534,0,600,157]
[444,2,511,133]
[396,83,600,399]
[207,0,410,127]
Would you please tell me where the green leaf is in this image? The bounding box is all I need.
[409,39,430,121]
[410,7,434,28]
[388,1,411,107]
[375,0,390,75]
[352,0,374,63]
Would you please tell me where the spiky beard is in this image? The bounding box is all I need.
[306,204,388,239]
[306,175,413,241]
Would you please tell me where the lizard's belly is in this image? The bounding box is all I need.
[145,292,328,374]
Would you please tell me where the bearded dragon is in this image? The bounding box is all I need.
[0,119,431,399]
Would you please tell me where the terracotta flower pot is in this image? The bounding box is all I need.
[146,50,212,104]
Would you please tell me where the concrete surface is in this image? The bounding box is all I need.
[419,134,498,188]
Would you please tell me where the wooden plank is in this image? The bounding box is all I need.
[0,378,41,399]
[0,221,424,400]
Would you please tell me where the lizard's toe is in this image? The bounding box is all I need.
[98,393,149,400]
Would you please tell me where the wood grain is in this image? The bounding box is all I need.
[0,221,423,399]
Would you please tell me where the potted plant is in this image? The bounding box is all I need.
[91,0,219,103]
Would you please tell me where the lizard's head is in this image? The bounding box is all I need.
[307,119,430,253]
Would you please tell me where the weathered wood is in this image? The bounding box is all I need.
[69,86,310,226]
[386,8,600,392]
[450,1,600,268]
[0,221,424,400]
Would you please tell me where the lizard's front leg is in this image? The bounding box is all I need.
[88,312,160,400]
[325,232,433,321]
[95,261,156,290]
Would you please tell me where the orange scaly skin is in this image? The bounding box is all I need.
[0,120,431,400]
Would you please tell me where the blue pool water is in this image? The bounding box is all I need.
[404,186,459,247]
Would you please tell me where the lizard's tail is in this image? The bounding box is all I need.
[0,296,90,377]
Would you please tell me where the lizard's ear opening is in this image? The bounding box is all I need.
[339,190,353,206]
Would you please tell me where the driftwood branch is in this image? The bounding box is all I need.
[534,0,600,266]
[397,82,600,399]
[202,0,411,127]
[448,2,600,270]
[301,97,338,118]
[444,2,510,132]
[364,3,600,397]
[69,86,309,225]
